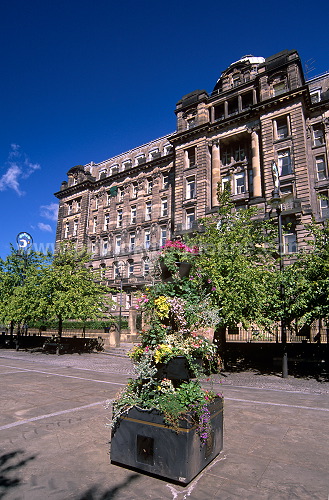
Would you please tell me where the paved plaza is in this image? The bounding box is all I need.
[0,349,328,500]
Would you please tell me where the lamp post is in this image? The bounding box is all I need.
[116,265,123,340]
[270,162,288,378]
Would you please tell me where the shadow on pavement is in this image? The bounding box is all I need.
[0,450,36,499]
[75,473,139,500]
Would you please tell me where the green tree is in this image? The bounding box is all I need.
[282,221,329,340]
[2,242,112,336]
[189,190,279,347]
[0,246,49,332]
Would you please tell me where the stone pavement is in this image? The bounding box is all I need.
[0,349,329,500]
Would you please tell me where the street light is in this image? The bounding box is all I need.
[270,161,288,378]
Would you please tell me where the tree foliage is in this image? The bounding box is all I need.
[0,242,111,335]
[188,190,278,332]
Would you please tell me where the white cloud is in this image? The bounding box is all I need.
[0,164,23,195]
[0,144,40,196]
[37,222,53,232]
[40,202,59,221]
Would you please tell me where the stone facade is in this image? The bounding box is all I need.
[55,49,329,312]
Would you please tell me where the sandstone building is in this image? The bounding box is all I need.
[55,49,329,317]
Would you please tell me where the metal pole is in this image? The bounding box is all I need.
[277,207,288,378]
[119,277,122,338]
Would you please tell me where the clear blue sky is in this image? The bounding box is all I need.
[1,0,329,258]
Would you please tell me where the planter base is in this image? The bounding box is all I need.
[110,397,223,484]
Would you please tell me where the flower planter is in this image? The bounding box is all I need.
[110,397,223,484]
[155,355,203,380]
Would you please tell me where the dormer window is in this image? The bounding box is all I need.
[310,89,321,104]
[232,73,241,87]
[164,145,173,155]
[135,154,146,166]
[123,160,132,170]
[149,149,160,160]
[99,169,107,179]
[110,164,119,175]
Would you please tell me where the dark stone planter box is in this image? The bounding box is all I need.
[155,355,203,380]
[110,397,223,484]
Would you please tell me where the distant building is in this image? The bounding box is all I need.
[55,49,329,315]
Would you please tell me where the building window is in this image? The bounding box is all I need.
[132,182,138,198]
[283,233,297,254]
[222,175,231,192]
[234,172,246,195]
[126,293,132,309]
[232,73,241,87]
[161,198,168,217]
[107,192,111,205]
[104,213,110,231]
[101,240,108,256]
[186,208,195,229]
[73,219,78,236]
[160,227,167,247]
[164,144,173,155]
[186,147,196,168]
[128,261,134,277]
[274,116,290,140]
[310,90,321,103]
[214,103,225,120]
[115,236,121,255]
[99,169,107,179]
[227,97,239,115]
[143,258,150,275]
[117,186,124,201]
[273,80,287,96]
[145,201,152,221]
[135,154,146,166]
[76,198,81,211]
[111,294,117,310]
[234,145,245,162]
[67,202,72,215]
[221,150,231,166]
[320,196,329,218]
[312,123,325,147]
[187,117,196,129]
[95,197,98,210]
[278,149,292,176]
[147,178,153,194]
[64,222,69,238]
[186,176,196,199]
[316,155,327,181]
[149,149,160,160]
[129,233,135,252]
[110,164,119,175]
[241,91,253,109]
[123,160,132,170]
[131,205,137,224]
[93,216,97,233]
[162,174,169,190]
[117,209,123,227]
[144,230,150,249]
[91,241,96,254]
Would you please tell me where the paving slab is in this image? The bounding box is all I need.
[0,350,328,500]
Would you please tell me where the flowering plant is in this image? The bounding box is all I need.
[110,237,222,446]
[159,240,198,274]
[110,365,221,443]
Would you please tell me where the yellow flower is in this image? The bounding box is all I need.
[154,296,170,318]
